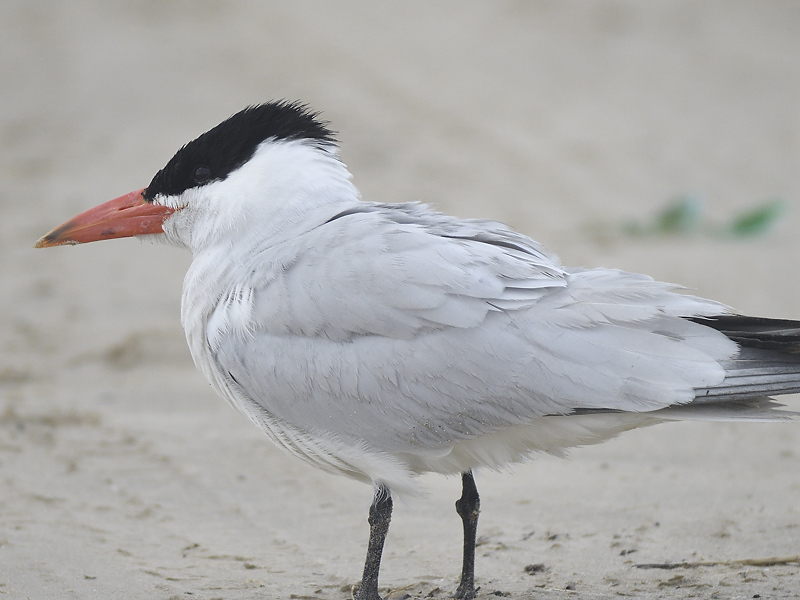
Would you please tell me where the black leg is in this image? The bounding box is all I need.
[354,484,393,600]
[454,470,480,600]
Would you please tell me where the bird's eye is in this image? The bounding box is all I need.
[193,166,212,183]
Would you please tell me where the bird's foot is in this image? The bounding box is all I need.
[454,581,478,600]
[352,581,383,600]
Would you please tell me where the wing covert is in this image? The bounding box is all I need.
[208,206,568,345]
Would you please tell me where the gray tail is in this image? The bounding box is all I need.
[690,315,800,406]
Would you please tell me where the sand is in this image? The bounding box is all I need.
[2,1,799,598]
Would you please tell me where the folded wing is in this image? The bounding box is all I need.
[207,205,797,461]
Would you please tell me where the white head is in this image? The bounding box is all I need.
[36,102,359,253]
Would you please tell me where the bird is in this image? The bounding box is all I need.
[36,100,800,600]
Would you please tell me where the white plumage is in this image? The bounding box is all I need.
[36,102,799,600]
[149,136,745,497]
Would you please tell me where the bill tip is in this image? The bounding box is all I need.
[34,234,79,248]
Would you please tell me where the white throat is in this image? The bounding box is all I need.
[172,139,362,386]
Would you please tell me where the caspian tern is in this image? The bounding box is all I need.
[37,101,800,600]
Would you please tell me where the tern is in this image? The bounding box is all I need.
[37,101,800,600]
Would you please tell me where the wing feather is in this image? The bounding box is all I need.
[206,204,741,460]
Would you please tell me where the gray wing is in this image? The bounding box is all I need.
[209,205,742,455]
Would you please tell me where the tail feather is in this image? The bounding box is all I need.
[690,315,800,351]
[689,315,800,406]
[656,398,796,422]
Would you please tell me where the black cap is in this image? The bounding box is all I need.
[144,101,337,201]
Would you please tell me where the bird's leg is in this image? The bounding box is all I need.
[354,483,393,600]
[454,470,480,600]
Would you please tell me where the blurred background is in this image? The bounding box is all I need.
[2,2,799,599]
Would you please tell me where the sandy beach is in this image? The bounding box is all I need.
[2,2,799,598]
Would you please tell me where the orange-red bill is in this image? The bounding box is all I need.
[35,189,175,248]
